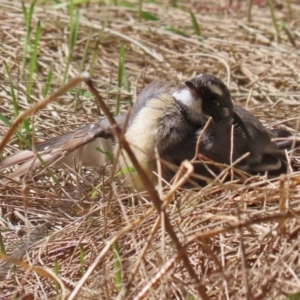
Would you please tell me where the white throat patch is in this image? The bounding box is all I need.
[172,88,204,125]
[172,88,195,107]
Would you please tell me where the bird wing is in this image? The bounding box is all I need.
[164,113,285,178]
[233,106,285,158]
[0,119,117,182]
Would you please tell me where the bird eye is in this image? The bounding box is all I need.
[208,95,220,106]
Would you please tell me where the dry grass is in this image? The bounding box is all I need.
[0,0,300,299]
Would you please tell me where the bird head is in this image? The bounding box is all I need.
[185,74,233,122]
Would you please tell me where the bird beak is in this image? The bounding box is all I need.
[185,81,197,96]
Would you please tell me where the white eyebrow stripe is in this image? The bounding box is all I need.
[207,84,223,96]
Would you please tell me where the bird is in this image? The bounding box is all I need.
[171,74,292,175]
[0,74,298,190]
[118,74,299,188]
[0,78,206,189]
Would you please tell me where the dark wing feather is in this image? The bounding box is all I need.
[163,114,286,183]
[233,106,283,160]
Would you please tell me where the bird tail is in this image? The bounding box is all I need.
[270,129,300,150]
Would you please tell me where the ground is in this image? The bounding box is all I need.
[0,0,300,299]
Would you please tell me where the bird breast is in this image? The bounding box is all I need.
[114,93,193,191]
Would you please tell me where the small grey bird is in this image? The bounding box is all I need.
[0,74,297,189]
[0,79,206,189]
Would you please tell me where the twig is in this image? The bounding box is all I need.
[70,73,209,300]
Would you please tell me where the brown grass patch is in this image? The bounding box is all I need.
[0,0,300,299]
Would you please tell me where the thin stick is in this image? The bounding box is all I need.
[118,160,194,299]
[76,73,208,300]
[192,117,212,162]
[235,205,251,299]
[186,211,299,247]
[230,125,234,181]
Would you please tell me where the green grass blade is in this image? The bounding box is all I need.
[42,68,53,97]
[22,1,36,78]
[54,259,60,292]
[96,147,114,163]
[287,292,300,299]
[247,0,253,22]
[79,243,85,276]
[0,228,6,255]
[90,20,107,76]
[36,154,60,184]
[0,114,28,149]
[116,44,126,115]
[267,0,279,36]
[81,29,92,70]
[285,0,292,21]
[113,242,122,292]
[68,0,75,38]
[138,0,143,22]
[140,11,159,21]
[64,1,80,83]
[190,11,201,37]
[115,166,136,177]
[70,9,80,51]
[27,20,42,103]
[229,45,242,74]
[4,61,19,118]
[124,73,132,106]
[281,22,296,47]
[170,0,177,7]
[23,118,32,148]
[164,26,188,37]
